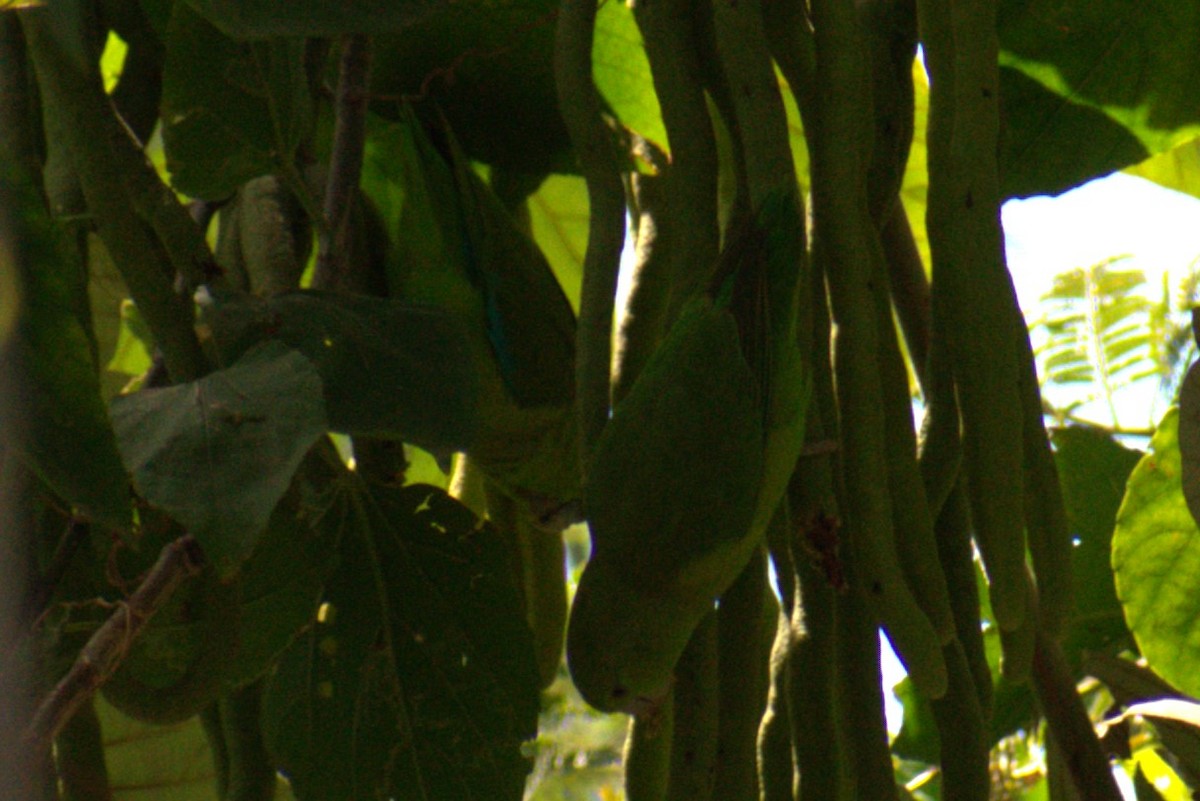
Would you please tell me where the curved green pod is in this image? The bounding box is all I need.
[568,194,808,713]
[567,299,764,712]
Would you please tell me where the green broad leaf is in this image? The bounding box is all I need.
[102,461,338,721]
[369,2,572,175]
[99,697,218,800]
[262,481,540,801]
[1113,408,1200,698]
[1178,360,1200,526]
[593,1,667,152]
[183,0,446,37]
[161,3,312,199]
[1126,137,1200,200]
[998,1,1200,199]
[528,174,588,313]
[1052,426,1141,660]
[202,289,478,454]
[109,341,327,576]
[1,169,131,530]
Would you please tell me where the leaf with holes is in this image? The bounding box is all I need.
[262,480,539,801]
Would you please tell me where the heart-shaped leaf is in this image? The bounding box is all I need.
[110,341,326,575]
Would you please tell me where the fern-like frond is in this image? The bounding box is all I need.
[1033,256,1153,426]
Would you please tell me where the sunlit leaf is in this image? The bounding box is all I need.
[1126,137,1200,201]
[528,174,588,312]
[594,1,666,152]
[1114,409,1200,699]
[1132,764,1169,801]
[1033,258,1156,419]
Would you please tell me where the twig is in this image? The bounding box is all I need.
[314,34,373,291]
[21,535,206,760]
[553,0,626,465]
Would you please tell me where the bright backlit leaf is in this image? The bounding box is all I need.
[1114,408,1200,698]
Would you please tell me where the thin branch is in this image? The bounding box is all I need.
[22,535,206,760]
[553,0,626,465]
[314,34,373,291]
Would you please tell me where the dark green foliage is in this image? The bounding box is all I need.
[11,0,1200,798]
[160,3,312,199]
[262,481,539,801]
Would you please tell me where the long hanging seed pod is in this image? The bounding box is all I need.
[710,0,797,206]
[665,612,720,801]
[1015,318,1074,636]
[834,569,899,801]
[917,0,1030,634]
[929,641,990,800]
[757,608,797,801]
[713,546,774,801]
[783,252,844,800]
[625,699,674,801]
[553,0,625,463]
[854,0,956,647]
[630,0,720,316]
[787,491,843,801]
[808,0,947,698]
